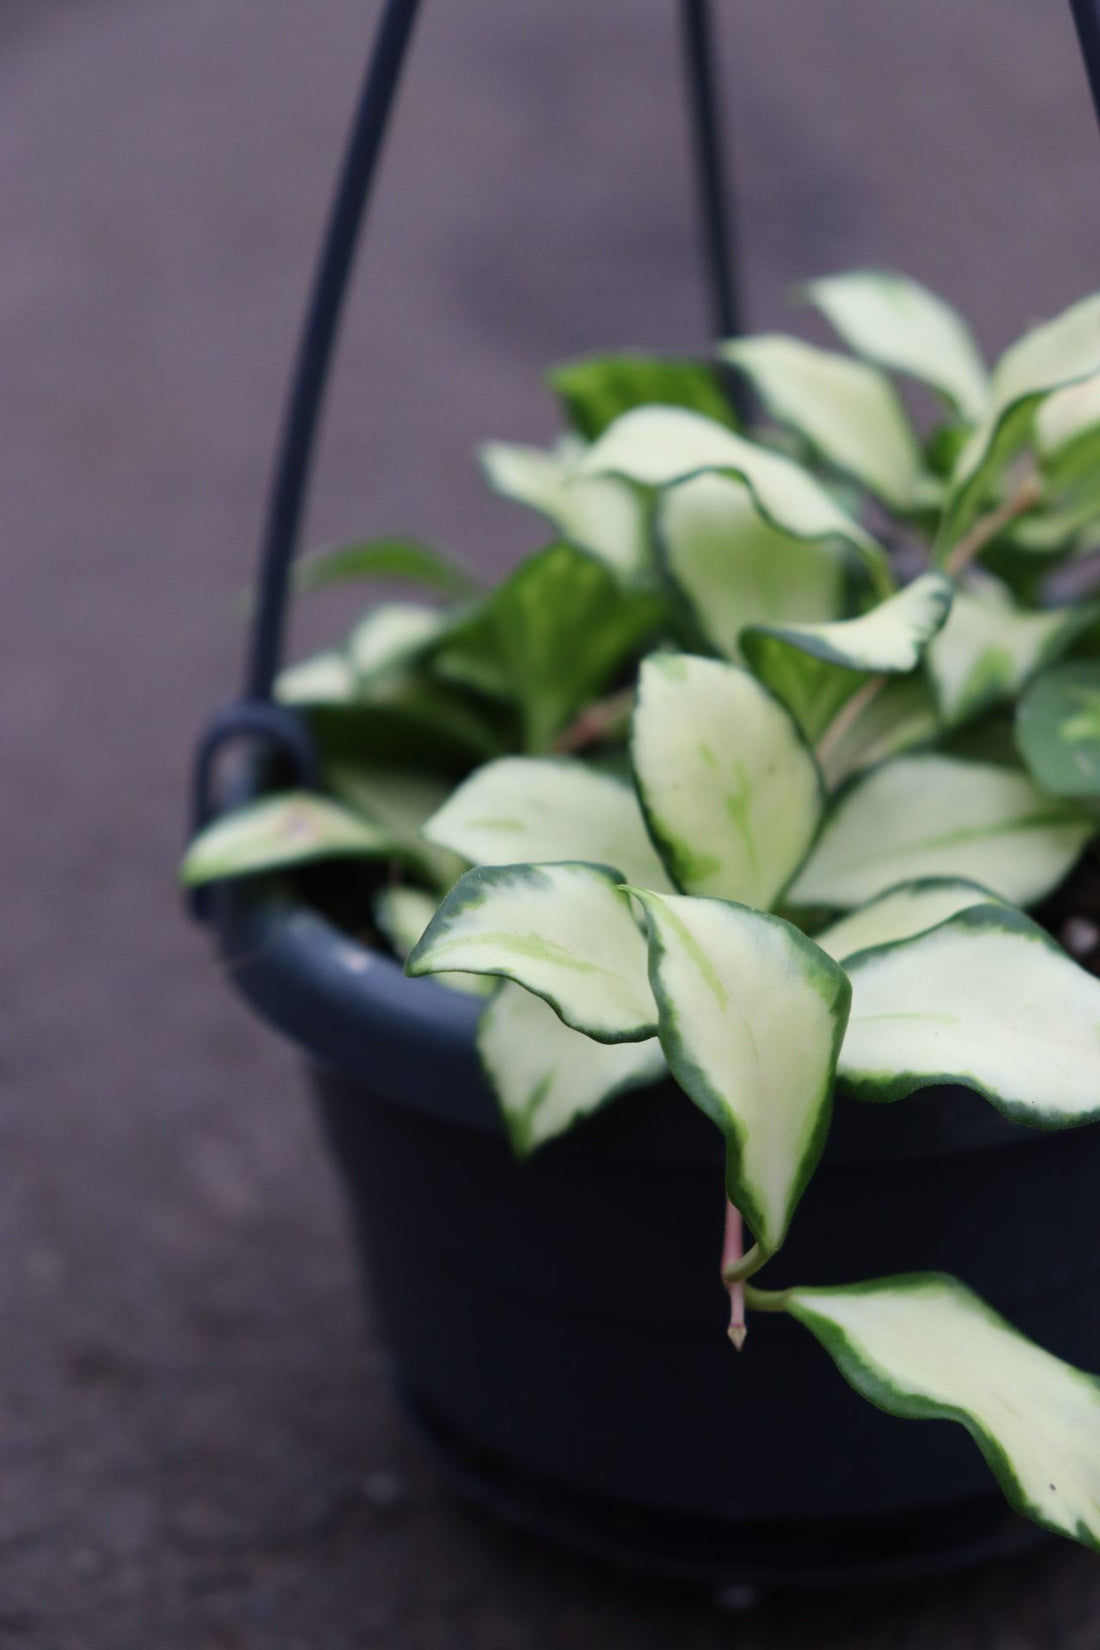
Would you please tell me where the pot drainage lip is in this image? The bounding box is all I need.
[394,1379,1046,1592]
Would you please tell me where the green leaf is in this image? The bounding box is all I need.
[782,1273,1100,1551]
[326,762,465,889]
[374,885,491,997]
[742,573,953,741]
[275,650,357,707]
[802,270,989,420]
[721,334,926,510]
[293,536,481,598]
[940,293,1100,552]
[180,793,394,887]
[928,575,1096,728]
[486,541,666,752]
[629,891,850,1255]
[1017,660,1100,797]
[480,438,648,575]
[423,756,675,891]
[839,903,1100,1124]
[580,406,894,596]
[658,473,847,663]
[549,351,736,440]
[632,654,823,909]
[790,753,1092,909]
[813,877,1006,961]
[407,862,656,1041]
[349,602,449,686]
[479,981,664,1155]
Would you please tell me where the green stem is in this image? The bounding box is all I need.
[941,469,1042,578]
[743,1283,792,1313]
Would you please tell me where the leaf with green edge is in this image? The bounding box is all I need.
[1017,660,1100,797]
[479,981,665,1155]
[631,653,823,909]
[658,473,848,664]
[422,756,675,892]
[325,762,465,890]
[180,793,396,888]
[480,438,648,575]
[407,862,656,1041]
[293,536,481,598]
[549,352,736,440]
[374,885,492,997]
[276,650,356,707]
[838,903,1100,1124]
[349,602,450,686]
[721,334,926,510]
[928,576,1097,728]
[813,876,1007,961]
[579,406,894,596]
[486,541,667,753]
[940,293,1100,553]
[801,270,989,420]
[789,753,1092,910]
[781,1272,1100,1551]
[629,890,850,1256]
[816,674,939,790]
[742,573,953,742]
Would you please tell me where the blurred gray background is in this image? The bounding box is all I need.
[4,2,1100,1644]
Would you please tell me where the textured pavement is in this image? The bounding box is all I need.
[5,2,1100,1643]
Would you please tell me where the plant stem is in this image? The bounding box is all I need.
[942,469,1043,578]
[743,1283,791,1313]
[722,1199,748,1350]
[815,674,887,772]
[551,687,635,755]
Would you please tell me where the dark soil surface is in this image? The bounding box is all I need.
[6,2,1100,1643]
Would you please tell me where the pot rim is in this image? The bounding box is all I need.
[209,866,1045,1165]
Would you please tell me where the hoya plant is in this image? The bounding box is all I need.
[185,271,1100,1551]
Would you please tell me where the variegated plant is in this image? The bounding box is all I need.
[185,272,1100,1551]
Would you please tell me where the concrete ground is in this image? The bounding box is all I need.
[5,1,1100,1643]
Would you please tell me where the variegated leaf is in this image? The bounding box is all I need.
[630,891,850,1255]
[180,793,394,887]
[276,650,357,707]
[480,437,648,575]
[802,270,989,420]
[326,762,465,889]
[782,1273,1100,1551]
[631,653,822,908]
[407,862,656,1041]
[721,334,925,510]
[941,293,1100,551]
[742,573,953,741]
[349,602,449,686]
[580,406,893,594]
[658,473,847,663]
[374,885,491,997]
[813,877,1006,961]
[790,754,1091,909]
[479,981,664,1155]
[839,904,1100,1123]
[928,575,1095,727]
[423,756,674,891]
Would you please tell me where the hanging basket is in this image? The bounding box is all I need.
[188,0,1100,1588]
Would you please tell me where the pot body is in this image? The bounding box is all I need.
[215,881,1100,1583]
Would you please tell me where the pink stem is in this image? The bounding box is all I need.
[723,1199,747,1351]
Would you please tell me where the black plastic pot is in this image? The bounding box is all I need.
[212,870,1100,1588]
